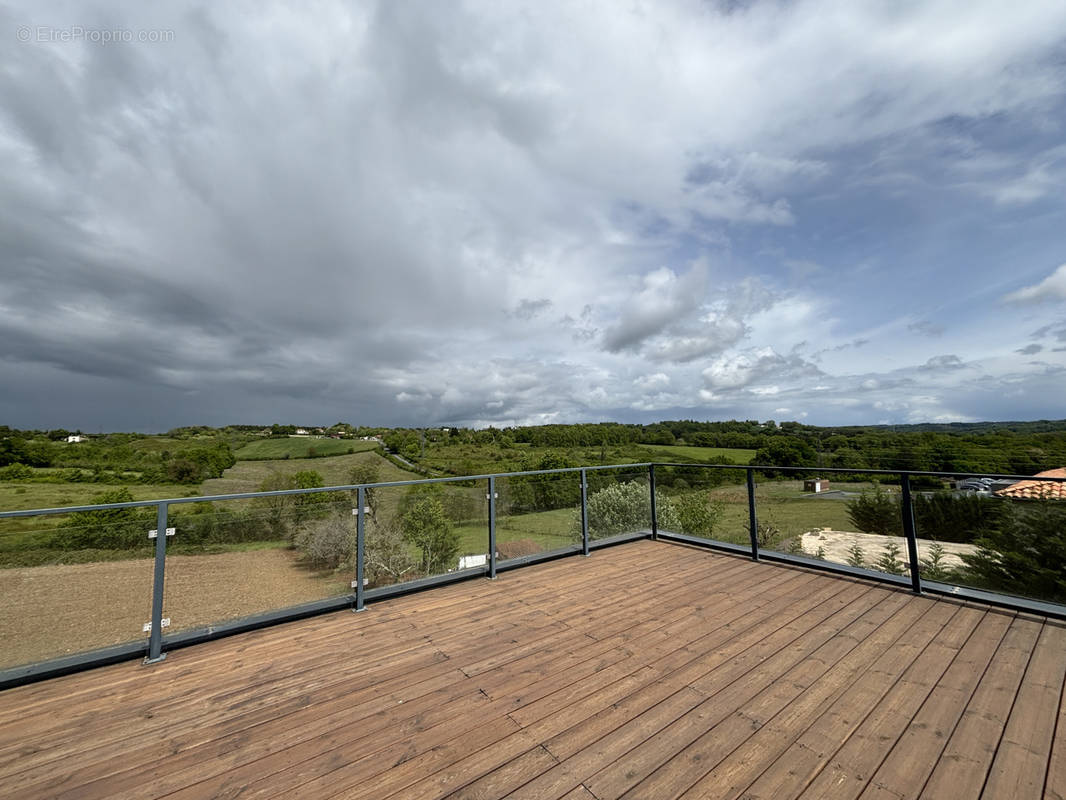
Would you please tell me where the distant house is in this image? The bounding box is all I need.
[64,434,88,443]
[995,468,1066,500]
[295,428,309,436]
[803,478,830,493]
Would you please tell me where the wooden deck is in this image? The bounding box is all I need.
[1,539,1064,799]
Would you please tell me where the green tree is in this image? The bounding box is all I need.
[961,499,1066,603]
[401,493,460,574]
[846,487,903,536]
[753,436,817,477]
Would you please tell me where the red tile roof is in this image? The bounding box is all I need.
[995,467,1066,500]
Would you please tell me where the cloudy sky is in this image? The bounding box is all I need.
[3,1,1066,432]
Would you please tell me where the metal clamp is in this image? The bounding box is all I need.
[142,618,170,632]
[148,527,175,539]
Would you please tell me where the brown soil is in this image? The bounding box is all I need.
[0,549,349,670]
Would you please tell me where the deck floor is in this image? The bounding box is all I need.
[1,539,1064,799]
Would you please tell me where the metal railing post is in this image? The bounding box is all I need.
[145,501,168,664]
[649,464,658,540]
[746,469,760,561]
[355,487,366,611]
[900,474,922,594]
[580,469,590,556]
[488,476,497,579]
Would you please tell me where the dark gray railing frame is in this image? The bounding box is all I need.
[2,460,1065,690]
[652,462,1066,620]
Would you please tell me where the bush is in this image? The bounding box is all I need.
[54,488,153,549]
[364,517,418,587]
[873,540,907,575]
[296,512,355,570]
[673,492,725,537]
[846,487,903,536]
[0,463,34,480]
[575,480,681,540]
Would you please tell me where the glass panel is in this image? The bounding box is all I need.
[584,466,653,543]
[654,464,749,546]
[759,472,916,578]
[361,479,489,589]
[162,491,353,634]
[914,473,1066,605]
[0,504,153,669]
[495,471,582,560]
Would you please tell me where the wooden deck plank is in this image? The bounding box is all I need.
[793,603,984,800]
[597,590,917,800]
[920,615,1045,800]
[981,620,1066,800]
[855,608,1014,800]
[0,540,1061,800]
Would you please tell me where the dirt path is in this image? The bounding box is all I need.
[0,549,348,670]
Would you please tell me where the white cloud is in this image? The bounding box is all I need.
[1004,264,1066,304]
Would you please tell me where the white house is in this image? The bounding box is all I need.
[65,434,88,443]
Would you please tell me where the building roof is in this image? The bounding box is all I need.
[995,467,1066,499]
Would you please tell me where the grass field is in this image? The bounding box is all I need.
[233,437,379,460]
[692,479,878,547]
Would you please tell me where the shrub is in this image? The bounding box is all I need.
[296,512,355,570]
[919,542,953,581]
[845,543,866,568]
[55,488,153,549]
[364,517,419,587]
[873,540,907,575]
[0,462,34,480]
[575,480,681,540]
[673,493,725,537]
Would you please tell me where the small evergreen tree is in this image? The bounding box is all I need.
[874,540,907,575]
[845,543,866,568]
[919,541,952,581]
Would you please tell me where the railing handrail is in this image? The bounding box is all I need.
[3,462,1062,519]
[0,461,656,518]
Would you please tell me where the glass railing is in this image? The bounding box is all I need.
[1,462,1064,684]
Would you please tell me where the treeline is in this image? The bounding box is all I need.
[432,419,1066,475]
